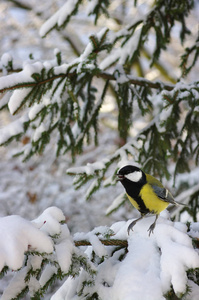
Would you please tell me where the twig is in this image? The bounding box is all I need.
[74,239,128,247]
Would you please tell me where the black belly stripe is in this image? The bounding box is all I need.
[134,195,150,215]
[126,184,150,214]
[124,181,150,215]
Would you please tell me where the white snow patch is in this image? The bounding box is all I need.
[55,224,74,273]
[39,264,57,287]
[106,193,125,215]
[33,123,46,142]
[1,53,12,66]
[8,88,32,115]
[39,0,79,37]
[1,268,28,300]
[28,102,45,120]
[32,206,65,236]
[0,114,29,145]
[0,215,53,271]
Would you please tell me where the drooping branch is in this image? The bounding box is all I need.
[0,70,174,95]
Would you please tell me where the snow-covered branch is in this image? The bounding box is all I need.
[1,207,199,299]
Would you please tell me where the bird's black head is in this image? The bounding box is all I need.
[117,165,146,185]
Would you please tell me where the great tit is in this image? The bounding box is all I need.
[117,165,182,236]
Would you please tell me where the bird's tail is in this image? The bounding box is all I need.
[174,200,187,207]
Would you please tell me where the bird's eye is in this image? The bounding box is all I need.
[116,174,124,181]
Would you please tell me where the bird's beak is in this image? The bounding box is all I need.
[116,174,124,181]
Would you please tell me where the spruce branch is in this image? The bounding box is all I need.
[8,0,33,11]
[0,70,175,95]
[0,74,66,95]
[180,36,199,77]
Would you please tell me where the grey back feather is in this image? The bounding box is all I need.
[151,185,176,205]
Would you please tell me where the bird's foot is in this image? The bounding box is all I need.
[127,215,145,235]
[127,220,137,235]
[147,221,157,236]
[147,215,159,236]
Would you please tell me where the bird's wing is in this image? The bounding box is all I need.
[146,174,176,204]
[151,185,176,204]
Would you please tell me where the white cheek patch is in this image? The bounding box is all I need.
[125,171,142,182]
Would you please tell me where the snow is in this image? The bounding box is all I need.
[1,268,28,300]
[0,207,67,273]
[0,214,53,271]
[51,276,78,300]
[0,91,12,110]
[1,53,12,67]
[39,0,79,37]
[67,160,108,176]
[52,213,199,300]
[86,0,99,15]
[88,233,107,258]
[106,192,125,215]
[0,70,34,92]
[0,114,29,145]
[55,239,73,273]
[0,207,76,298]
[8,88,32,115]
[85,178,99,199]
[99,51,119,70]
[28,276,41,297]
[39,264,57,288]
[54,48,60,56]
[99,12,149,70]
[77,27,108,73]
[28,255,43,271]
[23,61,44,77]
[33,122,46,142]
[54,223,74,273]
[1,0,199,298]
[1,53,12,75]
[74,226,108,258]
[120,26,142,65]
[33,206,65,235]
[112,235,164,300]
[188,280,199,300]
[154,222,199,295]
[113,217,199,299]
[28,102,45,120]
[58,0,79,27]
[54,63,69,75]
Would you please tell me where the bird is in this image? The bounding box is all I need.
[117,165,183,236]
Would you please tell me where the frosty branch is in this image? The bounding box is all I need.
[0,69,175,96]
[1,207,199,300]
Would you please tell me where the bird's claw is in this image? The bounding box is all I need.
[127,220,137,235]
[147,223,156,236]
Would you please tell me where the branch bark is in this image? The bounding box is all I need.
[0,70,174,94]
[74,239,128,247]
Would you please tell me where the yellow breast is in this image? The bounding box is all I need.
[126,194,140,210]
[139,184,169,214]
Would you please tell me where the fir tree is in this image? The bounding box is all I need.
[0,0,199,299]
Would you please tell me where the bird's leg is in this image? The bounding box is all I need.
[127,215,144,235]
[148,214,159,236]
